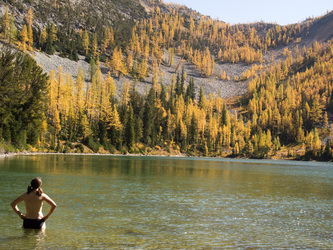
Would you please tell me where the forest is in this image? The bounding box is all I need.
[0,0,333,160]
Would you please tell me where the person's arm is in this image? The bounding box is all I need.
[42,194,57,221]
[11,194,26,219]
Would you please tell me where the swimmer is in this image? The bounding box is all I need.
[11,177,57,230]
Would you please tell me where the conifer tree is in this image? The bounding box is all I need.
[198,84,206,109]
[20,25,28,52]
[168,47,175,66]
[83,30,90,55]
[0,48,49,146]
[185,77,195,103]
[26,8,33,51]
[40,27,47,47]
[92,33,98,60]
[189,111,198,145]
[142,87,156,145]
[110,47,127,78]
[124,104,135,149]
[46,23,57,54]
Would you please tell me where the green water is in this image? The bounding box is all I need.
[0,155,332,248]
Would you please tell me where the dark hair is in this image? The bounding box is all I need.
[27,177,43,196]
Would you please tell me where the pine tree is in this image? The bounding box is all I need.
[124,104,135,149]
[309,94,323,126]
[185,77,195,103]
[0,48,49,146]
[142,87,156,145]
[198,84,206,109]
[46,23,57,54]
[189,111,198,145]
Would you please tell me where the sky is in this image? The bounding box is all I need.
[163,0,333,25]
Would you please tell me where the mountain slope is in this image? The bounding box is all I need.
[298,11,333,47]
[1,0,333,159]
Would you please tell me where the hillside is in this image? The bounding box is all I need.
[297,11,333,47]
[31,48,250,99]
[1,1,332,96]
[0,0,251,99]
[1,0,333,160]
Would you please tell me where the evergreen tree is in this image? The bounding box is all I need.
[20,25,28,52]
[142,87,156,145]
[185,77,195,103]
[83,30,90,55]
[0,48,49,147]
[198,84,206,109]
[46,23,57,55]
[180,65,186,96]
[124,104,135,149]
[189,111,198,145]
[160,82,167,107]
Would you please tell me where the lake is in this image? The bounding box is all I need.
[0,154,332,248]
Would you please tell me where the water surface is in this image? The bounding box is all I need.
[0,155,332,248]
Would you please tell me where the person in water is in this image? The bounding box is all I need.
[11,177,57,230]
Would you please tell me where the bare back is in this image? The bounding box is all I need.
[11,191,56,221]
[23,191,44,219]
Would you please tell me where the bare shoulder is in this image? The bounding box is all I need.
[11,193,27,206]
[19,192,28,200]
[21,192,28,197]
[42,193,51,200]
[42,193,57,206]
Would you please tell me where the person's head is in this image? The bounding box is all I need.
[27,177,43,196]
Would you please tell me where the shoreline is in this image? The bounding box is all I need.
[0,151,190,158]
[1,151,332,164]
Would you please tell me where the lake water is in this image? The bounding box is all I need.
[0,155,332,249]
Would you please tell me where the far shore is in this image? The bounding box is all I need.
[0,151,191,158]
[1,151,332,163]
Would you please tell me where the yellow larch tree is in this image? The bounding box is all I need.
[109,47,127,78]
[75,67,86,117]
[26,8,33,51]
[83,30,90,55]
[105,104,122,133]
[105,72,116,99]
[20,25,28,52]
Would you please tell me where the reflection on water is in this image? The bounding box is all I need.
[0,155,332,248]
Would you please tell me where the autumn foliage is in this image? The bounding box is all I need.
[1,2,333,159]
